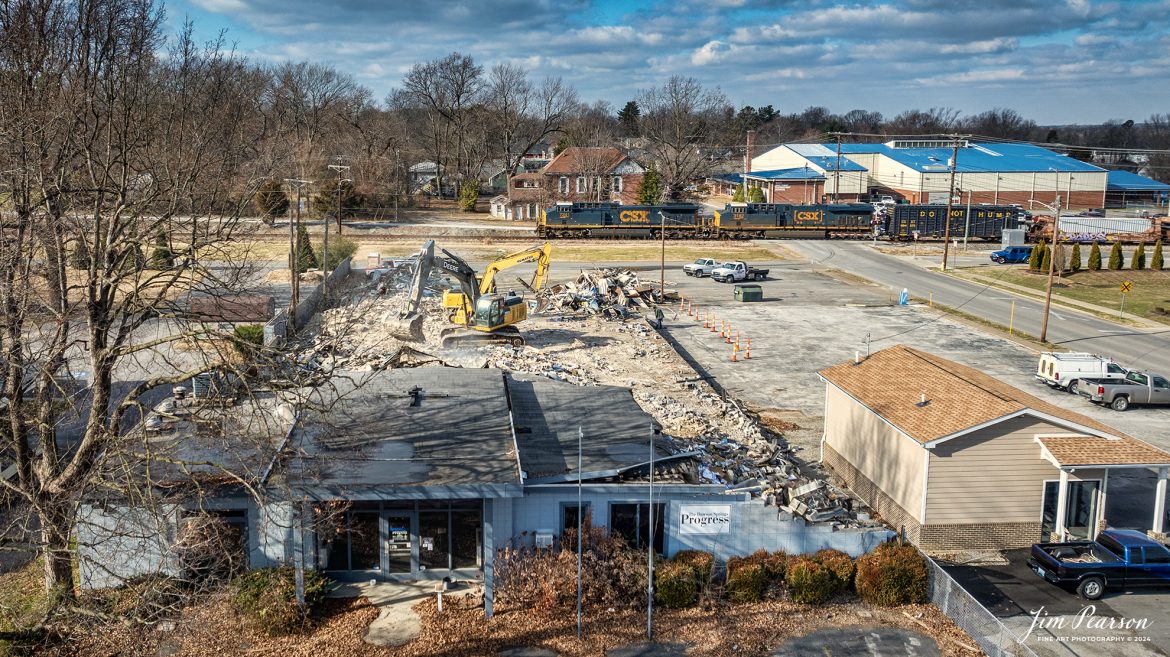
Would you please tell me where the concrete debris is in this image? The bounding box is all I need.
[537,268,670,318]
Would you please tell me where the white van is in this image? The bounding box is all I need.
[1036,352,1128,392]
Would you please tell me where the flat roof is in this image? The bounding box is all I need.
[785,144,867,172]
[834,142,1106,174]
[508,376,677,483]
[288,368,520,490]
[1106,170,1170,191]
[746,167,826,181]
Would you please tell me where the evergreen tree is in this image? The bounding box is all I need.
[1152,239,1164,271]
[149,232,174,270]
[1132,242,1146,270]
[1041,244,1052,273]
[747,186,765,203]
[70,239,90,270]
[617,100,640,137]
[636,164,663,204]
[1069,243,1081,272]
[253,178,289,225]
[1108,241,1124,270]
[295,221,317,273]
[1029,239,1046,271]
[732,183,745,203]
[311,179,362,223]
[457,180,479,212]
[1088,241,1102,270]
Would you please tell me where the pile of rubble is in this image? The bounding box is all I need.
[537,268,669,318]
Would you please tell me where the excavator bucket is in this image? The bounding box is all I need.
[385,312,425,342]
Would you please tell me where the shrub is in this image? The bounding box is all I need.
[747,186,765,203]
[732,183,745,203]
[1040,244,1052,273]
[315,235,358,273]
[149,232,175,270]
[815,548,855,593]
[1029,240,1045,271]
[1109,241,1124,270]
[233,567,330,636]
[855,542,929,606]
[458,180,479,212]
[1088,241,1102,270]
[231,325,264,358]
[295,221,317,273]
[654,560,698,608]
[254,178,289,224]
[786,556,838,604]
[1132,242,1146,270]
[673,550,714,584]
[725,561,768,604]
[1069,243,1081,272]
[1153,240,1164,271]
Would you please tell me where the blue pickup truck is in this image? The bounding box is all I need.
[1029,529,1170,599]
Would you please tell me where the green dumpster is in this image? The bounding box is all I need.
[734,283,763,302]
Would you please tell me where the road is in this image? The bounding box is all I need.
[784,241,1170,376]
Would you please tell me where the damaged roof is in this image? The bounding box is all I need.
[287,368,521,492]
[508,375,684,484]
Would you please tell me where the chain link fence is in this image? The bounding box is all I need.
[924,553,1040,657]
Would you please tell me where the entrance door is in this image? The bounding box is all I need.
[385,514,413,575]
[1042,480,1101,540]
[418,511,451,571]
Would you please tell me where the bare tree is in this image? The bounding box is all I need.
[883,107,961,135]
[961,108,1038,140]
[485,63,577,182]
[636,76,729,199]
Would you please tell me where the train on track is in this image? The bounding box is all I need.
[537,201,1026,241]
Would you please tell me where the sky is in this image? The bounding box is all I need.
[169,0,1170,125]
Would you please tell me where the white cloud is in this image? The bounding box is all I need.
[691,40,731,65]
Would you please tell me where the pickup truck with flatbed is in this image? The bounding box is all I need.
[1029,529,1170,599]
[1077,370,1170,411]
[711,261,769,283]
[682,258,722,277]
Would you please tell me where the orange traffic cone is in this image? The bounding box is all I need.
[710,314,718,332]
[725,323,733,344]
[731,343,738,362]
[745,338,751,360]
[704,311,710,328]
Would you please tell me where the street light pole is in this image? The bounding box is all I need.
[1036,197,1063,343]
[658,210,666,297]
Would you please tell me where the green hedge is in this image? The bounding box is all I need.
[725,562,768,604]
[786,556,838,604]
[855,542,929,606]
[234,567,331,636]
[815,548,855,593]
[654,560,698,608]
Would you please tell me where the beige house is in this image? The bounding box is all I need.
[818,345,1170,551]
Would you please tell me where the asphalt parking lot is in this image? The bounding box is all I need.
[943,550,1169,657]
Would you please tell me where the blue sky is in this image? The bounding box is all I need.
[168,0,1170,125]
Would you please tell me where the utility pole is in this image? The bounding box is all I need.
[1040,194,1063,343]
[658,210,666,296]
[327,160,351,304]
[940,136,964,271]
[833,132,843,202]
[742,129,754,202]
[283,178,312,334]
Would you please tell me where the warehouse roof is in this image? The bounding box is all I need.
[816,345,1170,463]
[834,142,1106,174]
[1106,170,1170,191]
[785,144,867,172]
[746,167,826,181]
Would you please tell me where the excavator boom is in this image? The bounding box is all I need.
[478,243,553,295]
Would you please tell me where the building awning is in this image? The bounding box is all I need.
[746,167,826,182]
[1106,170,1170,192]
[1036,435,1170,469]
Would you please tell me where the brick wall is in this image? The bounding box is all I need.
[822,444,922,544]
[823,444,1044,551]
[543,173,643,204]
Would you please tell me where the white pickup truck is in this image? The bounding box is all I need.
[1036,352,1128,393]
[682,258,721,277]
[711,261,769,283]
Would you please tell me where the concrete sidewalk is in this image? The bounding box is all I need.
[329,580,435,647]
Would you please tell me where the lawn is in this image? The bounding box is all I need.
[473,242,781,264]
[957,265,1170,324]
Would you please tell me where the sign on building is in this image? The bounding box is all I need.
[678,504,731,534]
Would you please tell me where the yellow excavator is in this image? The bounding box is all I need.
[396,241,553,347]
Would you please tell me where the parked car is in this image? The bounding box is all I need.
[990,245,1033,264]
[711,261,769,283]
[683,258,722,277]
[1078,370,1170,411]
[1035,352,1128,393]
[1028,529,1170,599]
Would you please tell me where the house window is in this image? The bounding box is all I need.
[613,176,623,193]
[609,502,664,553]
[592,177,601,192]
[559,177,568,194]
[527,203,536,219]
[178,509,249,579]
[562,502,592,534]
[576,177,586,193]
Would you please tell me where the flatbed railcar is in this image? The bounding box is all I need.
[883,204,1022,241]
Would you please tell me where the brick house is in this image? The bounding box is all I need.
[494,172,546,220]
[818,345,1170,551]
[541,147,645,205]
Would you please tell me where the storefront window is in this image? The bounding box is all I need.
[609,503,664,553]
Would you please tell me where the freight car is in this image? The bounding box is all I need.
[883,204,1022,241]
[713,202,875,239]
[537,201,704,238]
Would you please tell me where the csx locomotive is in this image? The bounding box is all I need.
[537,201,1023,240]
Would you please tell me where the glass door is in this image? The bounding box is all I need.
[385,514,413,574]
[1041,480,1101,540]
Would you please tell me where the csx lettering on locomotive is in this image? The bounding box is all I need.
[620,210,650,223]
[794,210,822,223]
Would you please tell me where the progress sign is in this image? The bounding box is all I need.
[679,504,731,534]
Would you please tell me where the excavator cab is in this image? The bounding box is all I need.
[472,292,528,333]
